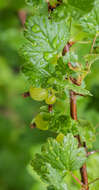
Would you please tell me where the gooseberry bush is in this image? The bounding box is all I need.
[21,0,99,189]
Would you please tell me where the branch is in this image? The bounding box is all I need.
[70,91,89,190]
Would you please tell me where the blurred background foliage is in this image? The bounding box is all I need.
[0,0,99,190]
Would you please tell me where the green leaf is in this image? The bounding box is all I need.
[52,0,95,22]
[65,81,92,96]
[24,15,69,60]
[51,4,84,21]
[78,119,96,148]
[32,134,86,189]
[66,0,95,12]
[45,164,68,190]
[25,0,49,16]
[79,3,99,35]
[21,62,49,87]
[33,134,86,172]
[47,113,78,135]
[32,155,68,190]
[22,15,69,86]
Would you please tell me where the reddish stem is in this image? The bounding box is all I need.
[70,91,77,120]
[48,104,53,112]
[80,165,89,189]
[70,90,89,190]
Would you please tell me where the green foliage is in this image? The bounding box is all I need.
[47,114,78,135]
[65,81,92,96]
[33,110,78,135]
[66,0,95,12]
[32,134,86,189]
[21,0,99,189]
[0,0,98,190]
[22,15,69,87]
[79,3,99,36]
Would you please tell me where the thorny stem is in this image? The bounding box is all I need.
[70,90,89,190]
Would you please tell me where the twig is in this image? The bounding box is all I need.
[88,178,99,185]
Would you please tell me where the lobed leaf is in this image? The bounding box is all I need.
[66,0,95,12]
[32,134,86,172]
[47,113,78,135]
[22,15,69,87]
[79,2,99,35]
[65,81,92,96]
[32,134,86,189]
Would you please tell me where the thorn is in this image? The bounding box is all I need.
[30,123,36,129]
[22,92,30,98]
[87,150,99,156]
[48,104,53,112]
[18,10,26,27]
